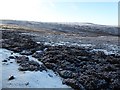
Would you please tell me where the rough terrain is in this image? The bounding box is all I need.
[1,20,120,90]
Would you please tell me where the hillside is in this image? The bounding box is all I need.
[0,20,120,90]
[1,20,119,36]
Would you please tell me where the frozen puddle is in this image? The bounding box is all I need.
[0,48,70,89]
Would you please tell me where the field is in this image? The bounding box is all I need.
[0,20,120,90]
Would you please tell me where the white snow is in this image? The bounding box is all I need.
[0,48,71,89]
[44,41,94,48]
[91,49,115,55]
[71,43,93,47]
[21,32,39,36]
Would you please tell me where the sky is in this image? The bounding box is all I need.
[0,0,119,25]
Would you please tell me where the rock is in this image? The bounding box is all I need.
[20,62,35,71]
[106,56,120,64]
[63,79,85,90]
[96,79,108,89]
[9,56,15,59]
[79,61,87,67]
[77,56,89,61]
[64,66,76,71]
[32,50,43,58]
[18,59,46,71]
[39,64,47,72]
[111,78,120,89]
[29,65,37,71]
[114,64,120,68]
[2,30,120,90]
[29,60,40,67]
[110,53,120,58]
[25,82,29,86]
[79,50,90,56]
[46,57,58,63]
[48,74,53,77]
[95,51,106,58]
[44,62,57,69]
[45,50,60,56]
[16,56,29,63]
[20,50,32,55]
[18,66,29,71]
[8,75,15,80]
[7,58,10,61]
[59,70,75,78]
[11,47,22,52]
[2,60,7,62]
[104,64,116,71]
[114,54,120,58]
[2,63,9,65]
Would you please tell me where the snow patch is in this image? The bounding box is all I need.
[0,48,70,89]
[91,49,115,55]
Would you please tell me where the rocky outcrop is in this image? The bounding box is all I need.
[15,56,46,71]
[2,30,120,90]
[2,30,39,53]
[40,46,120,90]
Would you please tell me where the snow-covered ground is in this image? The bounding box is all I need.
[43,41,94,47]
[0,48,71,89]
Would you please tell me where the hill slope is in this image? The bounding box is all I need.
[1,20,119,36]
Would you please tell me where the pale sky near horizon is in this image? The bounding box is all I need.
[0,0,119,25]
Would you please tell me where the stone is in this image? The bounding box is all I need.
[2,60,7,62]
[25,82,29,86]
[9,56,15,59]
[48,74,53,77]
[78,56,89,61]
[32,50,43,58]
[95,51,106,58]
[11,47,22,52]
[18,59,46,72]
[44,62,57,69]
[39,64,47,71]
[63,79,85,90]
[16,56,29,63]
[96,79,108,89]
[59,70,75,78]
[8,75,15,80]
[18,66,28,71]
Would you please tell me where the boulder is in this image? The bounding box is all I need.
[44,62,57,69]
[2,60,7,62]
[32,50,43,58]
[59,70,75,78]
[8,75,15,80]
[16,56,29,63]
[77,56,89,61]
[63,79,85,90]
[9,56,15,59]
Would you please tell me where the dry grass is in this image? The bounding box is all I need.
[0,24,31,30]
[0,24,67,35]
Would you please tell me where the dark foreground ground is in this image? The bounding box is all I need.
[1,29,120,90]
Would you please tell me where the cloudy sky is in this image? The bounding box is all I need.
[0,0,118,25]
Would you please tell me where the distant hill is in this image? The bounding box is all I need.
[1,19,119,36]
